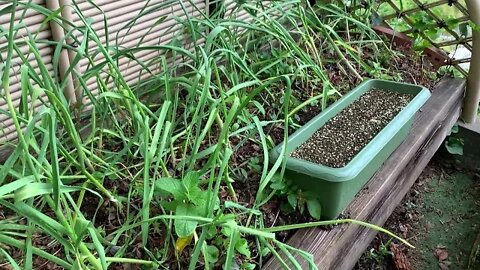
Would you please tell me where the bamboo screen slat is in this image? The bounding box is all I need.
[71,0,206,99]
[0,0,206,146]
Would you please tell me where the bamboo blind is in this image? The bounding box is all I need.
[0,0,53,143]
[71,0,206,99]
[0,0,206,146]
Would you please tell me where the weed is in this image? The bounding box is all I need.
[270,174,322,219]
[445,124,464,156]
[366,239,393,265]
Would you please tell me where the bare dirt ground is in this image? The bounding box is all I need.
[355,154,480,270]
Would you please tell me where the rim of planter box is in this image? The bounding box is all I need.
[270,79,431,182]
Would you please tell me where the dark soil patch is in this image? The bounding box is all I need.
[355,156,480,270]
[291,89,414,168]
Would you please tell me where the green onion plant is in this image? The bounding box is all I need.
[0,0,408,269]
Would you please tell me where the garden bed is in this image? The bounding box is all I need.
[270,80,431,220]
[0,1,467,269]
[263,78,466,269]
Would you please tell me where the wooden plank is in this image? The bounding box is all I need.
[264,78,466,270]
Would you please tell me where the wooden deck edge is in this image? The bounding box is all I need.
[263,78,466,270]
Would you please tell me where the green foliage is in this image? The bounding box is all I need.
[365,239,393,264]
[155,172,220,237]
[0,0,410,269]
[204,245,220,264]
[445,124,464,156]
[270,175,322,219]
[377,0,470,53]
[369,61,403,81]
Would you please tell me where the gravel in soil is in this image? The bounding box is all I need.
[291,89,414,168]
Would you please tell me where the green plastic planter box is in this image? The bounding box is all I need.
[269,79,431,220]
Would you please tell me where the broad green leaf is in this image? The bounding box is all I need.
[196,191,219,214]
[221,226,232,237]
[155,177,185,201]
[241,262,256,270]
[175,203,198,238]
[160,200,179,212]
[270,180,285,190]
[459,22,469,37]
[206,225,217,240]
[445,138,464,156]
[287,194,297,210]
[204,245,219,264]
[235,238,251,258]
[448,124,459,135]
[306,199,322,219]
[182,171,202,203]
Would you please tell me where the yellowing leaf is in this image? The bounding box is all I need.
[175,235,193,256]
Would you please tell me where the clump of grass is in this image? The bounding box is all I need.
[0,1,410,269]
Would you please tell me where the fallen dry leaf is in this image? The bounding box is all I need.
[391,243,412,270]
[399,224,409,236]
[434,247,449,261]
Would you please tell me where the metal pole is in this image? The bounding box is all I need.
[463,0,480,123]
[45,0,77,104]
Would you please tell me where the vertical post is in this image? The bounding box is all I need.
[463,0,480,123]
[45,0,77,104]
[58,0,82,102]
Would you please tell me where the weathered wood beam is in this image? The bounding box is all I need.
[264,78,466,270]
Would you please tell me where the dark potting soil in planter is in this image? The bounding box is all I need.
[291,88,415,168]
